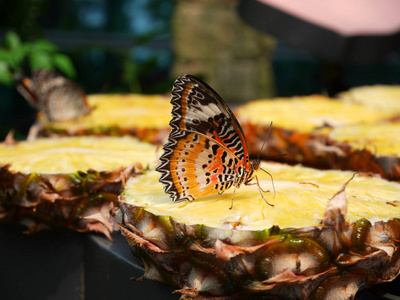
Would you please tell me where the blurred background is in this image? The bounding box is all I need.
[1,0,400,140]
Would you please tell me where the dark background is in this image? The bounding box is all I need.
[1,0,400,139]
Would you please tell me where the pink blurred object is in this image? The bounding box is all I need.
[260,0,400,36]
[238,0,400,64]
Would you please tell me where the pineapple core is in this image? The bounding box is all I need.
[123,162,400,229]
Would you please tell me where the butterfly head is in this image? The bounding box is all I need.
[251,160,261,171]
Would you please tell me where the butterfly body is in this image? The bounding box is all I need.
[157,75,270,206]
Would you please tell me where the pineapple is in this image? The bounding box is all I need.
[339,85,400,114]
[34,94,171,144]
[117,162,400,299]
[322,122,400,180]
[236,95,400,180]
[0,135,158,238]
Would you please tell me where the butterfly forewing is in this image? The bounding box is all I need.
[169,75,249,166]
[157,75,251,202]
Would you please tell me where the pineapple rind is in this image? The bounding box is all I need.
[236,93,400,181]
[0,136,157,237]
[119,162,400,299]
[242,123,400,180]
[118,202,400,299]
[0,163,142,237]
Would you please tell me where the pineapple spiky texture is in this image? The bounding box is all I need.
[236,94,400,180]
[0,136,158,238]
[117,162,400,299]
[35,94,171,144]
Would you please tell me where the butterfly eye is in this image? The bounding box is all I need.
[252,161,260,171]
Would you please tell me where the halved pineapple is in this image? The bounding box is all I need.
[339,85,400,114]
[320,122,400,180]
[236,95,400,180]
[35,94,171,144]
[0,136,158,238]
[118,162,400,299]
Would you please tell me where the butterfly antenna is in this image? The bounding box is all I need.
[256,121,273,162]
[260,167,276,198]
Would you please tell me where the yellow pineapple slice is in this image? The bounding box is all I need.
[118,162,400,299]
[35,94,171,144]
[339,85,400,114]
[0,136,157,238]
[236,95,400,180]
[236,95,396,132]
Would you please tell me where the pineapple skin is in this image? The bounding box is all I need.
[117,200,400,299]
[0,163,141,239]
[242,123,400,181]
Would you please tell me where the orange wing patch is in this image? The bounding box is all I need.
[169,132,242,201]
[178,83,193,131]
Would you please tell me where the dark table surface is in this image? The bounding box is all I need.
[0,224,178,300]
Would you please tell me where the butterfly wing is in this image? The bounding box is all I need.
[169,74,250,167]
[157,75,250,202]
[158,131,246,202]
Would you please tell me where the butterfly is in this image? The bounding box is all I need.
[17,69,92,122]
[156,74,274,208]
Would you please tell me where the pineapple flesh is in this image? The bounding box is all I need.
[36,94,171,144]
[0,136,158,238]
[339,85,400,114]
[117,162,400,299]
[236,94,400,180]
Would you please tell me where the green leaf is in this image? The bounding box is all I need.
[0,49,12,63]
[52,54,76,78]
[29,51,54,71]
[0,62,14,87]
[32,39,58,52]
[4,31,21,50]
[9,45,30,69]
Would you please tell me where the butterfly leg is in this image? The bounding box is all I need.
[245,175,274,207]
[257,186,274,207]
[245,176,270,193]
[229,186,237,210]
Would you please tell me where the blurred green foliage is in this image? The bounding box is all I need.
[0,0,174,140]
[0,31,76,86]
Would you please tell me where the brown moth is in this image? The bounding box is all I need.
[17,69,92,122]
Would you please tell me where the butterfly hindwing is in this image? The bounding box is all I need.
[159,131,245,202]
[157,75,250,202]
